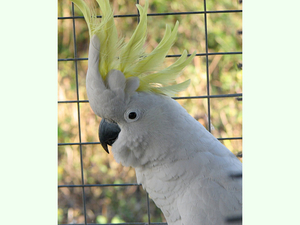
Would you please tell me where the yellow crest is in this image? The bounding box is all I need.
[71,0,196,96]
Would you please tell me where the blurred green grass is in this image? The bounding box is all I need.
[58,0,242,223]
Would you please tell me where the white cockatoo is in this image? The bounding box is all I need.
[70,0,242,224]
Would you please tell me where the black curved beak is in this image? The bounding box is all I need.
[98,119,121,154]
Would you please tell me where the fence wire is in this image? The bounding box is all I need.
[58,0,242,224]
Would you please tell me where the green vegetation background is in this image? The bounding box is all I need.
[58,0,242,223]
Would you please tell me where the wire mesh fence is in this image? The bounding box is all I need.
[58,0,242,224]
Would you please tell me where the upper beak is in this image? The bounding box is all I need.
[98,119,121,154]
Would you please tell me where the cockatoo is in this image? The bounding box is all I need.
[70,0,242,224]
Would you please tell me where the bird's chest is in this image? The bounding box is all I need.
[135,164,192,223]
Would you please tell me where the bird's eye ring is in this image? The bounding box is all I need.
[124,109,141,122]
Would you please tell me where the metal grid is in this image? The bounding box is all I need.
[58,0,242,224]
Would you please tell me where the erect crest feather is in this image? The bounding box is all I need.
[70,0,196,96]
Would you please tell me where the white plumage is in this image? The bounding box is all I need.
[113,91,242,225]
[71,0,242,223]
[87,35,242,225]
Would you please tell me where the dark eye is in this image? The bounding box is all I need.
[124,109,141,122]
[128,112,137,120]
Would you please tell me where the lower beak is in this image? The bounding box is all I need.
[98,119,121,153]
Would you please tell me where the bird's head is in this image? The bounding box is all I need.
[72,0,195,161]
